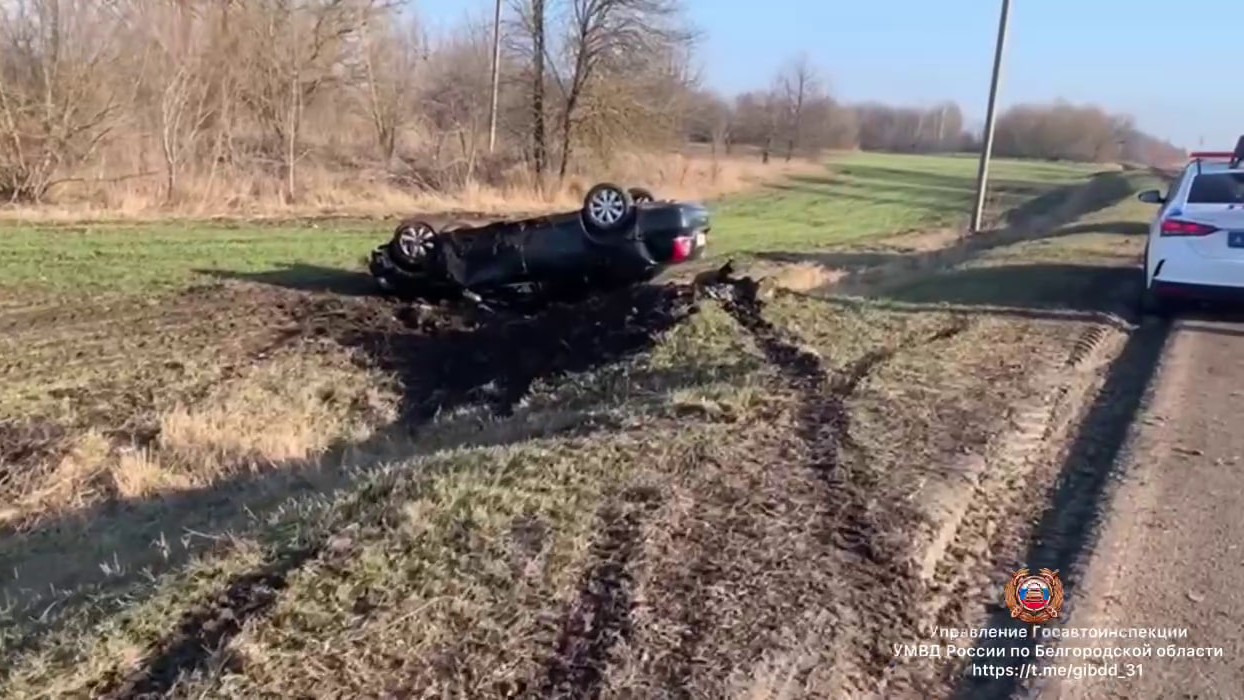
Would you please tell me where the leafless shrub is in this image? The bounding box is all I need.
[993,101,1182,164]
[0,0,130,202]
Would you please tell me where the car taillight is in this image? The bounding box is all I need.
[670,236,694,263]
[1160,219,1217,236]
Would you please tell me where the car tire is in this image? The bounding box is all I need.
[389,220,439,270]
[583,182,634,233]
[1139,285,1173,319]
[628,187,655,204]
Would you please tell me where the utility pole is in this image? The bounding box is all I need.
[970,0,1011,233]
[487,0,502,153]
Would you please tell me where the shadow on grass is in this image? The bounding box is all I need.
[753,171,1142,298]
[764,181,968,215]
[754,214,1144,276]
[883,263,1139,313]
[788,262,1143,333]
[198,264,377,297]
[0,280,722,686]
[802,163,1069,196]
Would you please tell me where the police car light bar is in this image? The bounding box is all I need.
[1186,137,1244,173]
[1191,151,1232,174]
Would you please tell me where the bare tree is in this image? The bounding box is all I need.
[232,0,396,201]
[778,53,817,161]
[417,23,493,186]
[531,0,547,181]
[550,0,693,181]
[756,85,782,163]
[0,1,1189,212]
[355,11,424,166]
[730,89,778,161]
[0,0,128,202]
[685,89,732,155]
[504,0,550,183]
[117,1,216,203]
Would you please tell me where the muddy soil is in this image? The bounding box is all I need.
[36,280,706,700]
[538,484,664,699]
[0,420,67,490]
[91,545,319,700]
[0,277,700,492]
[520,274,980,698]
[284,281,699,425]
[1,285,310,429]
[0,285,313,502]
[4,235,1135,700]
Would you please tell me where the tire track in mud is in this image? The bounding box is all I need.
[81,283,705,699]
[846,260,1152,697]
[715,275,968,561]
[91,545,319,699]
[538,485,663,700]
[948,320,1171,700]
[630,273,971,694]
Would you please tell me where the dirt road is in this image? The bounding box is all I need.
[1043,315,1244,699]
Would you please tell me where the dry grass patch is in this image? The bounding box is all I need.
[0,153,820,223]
[155,350,394,476]
[758,261,844,294]
[1,341,395,529]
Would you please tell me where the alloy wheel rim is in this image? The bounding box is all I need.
[589,189,625,225]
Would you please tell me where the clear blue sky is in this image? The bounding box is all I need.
[414,0,1242,149]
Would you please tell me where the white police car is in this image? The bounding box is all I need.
[1139,136,1244,315]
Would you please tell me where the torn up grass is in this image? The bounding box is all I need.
[0,155,1144,698]
[1,269,1103,698]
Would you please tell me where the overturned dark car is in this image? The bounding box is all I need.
[368,183,710,304]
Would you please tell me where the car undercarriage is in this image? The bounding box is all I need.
[368,182,710,306]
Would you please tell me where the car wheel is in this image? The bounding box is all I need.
[390,220,438,268]
[583,182,634,233]
[628,187,655,204]
[1139,285,1173,319]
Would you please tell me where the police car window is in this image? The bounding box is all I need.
[1165,170,1186,201]
[1187,173,1244,204]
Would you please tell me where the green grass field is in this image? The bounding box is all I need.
[0,152,1103,297]
[0,153,1159,699]
[709,151,1105,253]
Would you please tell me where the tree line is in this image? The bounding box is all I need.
[0,0,1184,207]
[689,54,1184,167]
